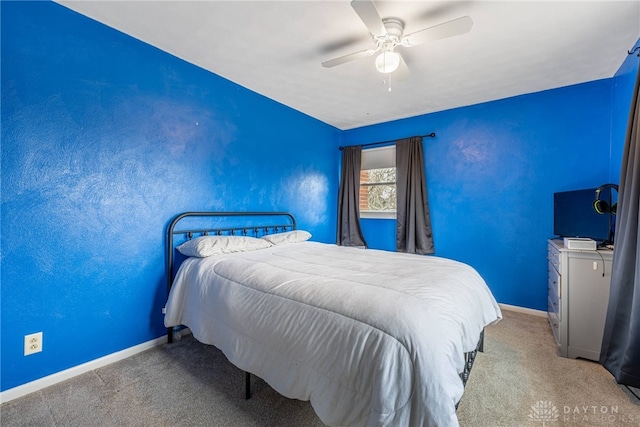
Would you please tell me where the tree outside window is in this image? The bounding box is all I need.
[360,167,396,213]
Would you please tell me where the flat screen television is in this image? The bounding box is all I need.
[553,188,612,243]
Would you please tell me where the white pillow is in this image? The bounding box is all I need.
[261,230,311,245]
[177,235,272,257]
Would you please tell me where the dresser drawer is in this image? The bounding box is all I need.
[548,259,561,320]
[548,291,560,319]
[548,310,561,347]
[548,244,560,273]
[548,260,561,300]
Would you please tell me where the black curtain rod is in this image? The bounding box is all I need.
[338,132,436,151]
[629,46,640,56]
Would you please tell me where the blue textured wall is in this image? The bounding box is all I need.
[347,80,614,310]
[1,1,340,392]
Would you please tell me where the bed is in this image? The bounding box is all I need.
[164,212,502,427]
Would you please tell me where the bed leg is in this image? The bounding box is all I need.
[245,372,251,399]
[478,329,485,353]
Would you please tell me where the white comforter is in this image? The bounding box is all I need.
[164,242,501,427]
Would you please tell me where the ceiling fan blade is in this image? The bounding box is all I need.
[394,54,410,81]
[322,48,377,68]
[351,0,387,37]
[402,16,473,47]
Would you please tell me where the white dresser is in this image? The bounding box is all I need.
[547,239,613,361]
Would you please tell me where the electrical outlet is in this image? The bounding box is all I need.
[24,332,43,356]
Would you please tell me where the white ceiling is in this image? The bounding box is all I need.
[57,1,640,130]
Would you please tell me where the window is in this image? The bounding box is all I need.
[359,146,396,219]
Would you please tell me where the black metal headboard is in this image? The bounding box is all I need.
[166,211,297,294]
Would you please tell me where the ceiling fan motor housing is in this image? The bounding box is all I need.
[376,18,404,50]
[383,18,404,38]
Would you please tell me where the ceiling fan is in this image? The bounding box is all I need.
[322,0,473,76]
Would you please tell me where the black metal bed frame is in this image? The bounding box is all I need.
[461,330,484,386]
[165,211,484,403]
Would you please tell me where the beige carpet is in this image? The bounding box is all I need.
[457,309,640,426]
[2,309,639,426]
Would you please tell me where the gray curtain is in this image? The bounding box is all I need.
[396,136,434,254]
[337,146,367,247]
[600,65,640,388]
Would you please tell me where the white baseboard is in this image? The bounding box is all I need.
[0,334,168,404]
[499,303,547,317]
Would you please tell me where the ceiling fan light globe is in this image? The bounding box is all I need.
[375,51,400,74]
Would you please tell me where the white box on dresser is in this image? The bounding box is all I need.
[563,237,597,250]
[547,239,613,361]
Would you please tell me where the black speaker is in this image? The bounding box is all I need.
[593,183,619,215]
